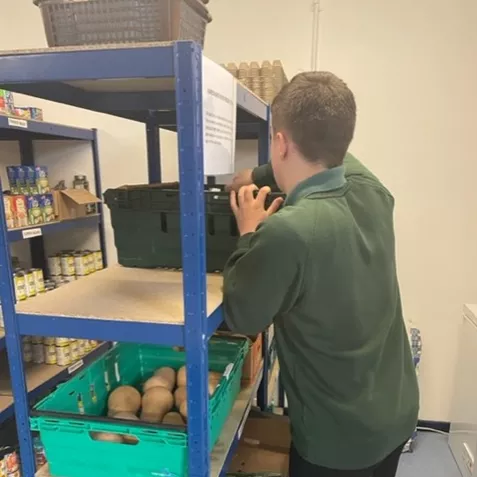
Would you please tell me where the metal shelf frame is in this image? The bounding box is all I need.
[0,40,271,477]
[0,110,108,470]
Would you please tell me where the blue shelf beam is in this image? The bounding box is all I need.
[0,116,94,141]
[0,42,268,125]
[7,215,101,242]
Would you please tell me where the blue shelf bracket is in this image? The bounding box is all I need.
[146,116,162,183]
[174,42,210,477]
[0,177,36,477]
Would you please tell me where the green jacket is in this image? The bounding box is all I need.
[223,153,419,470]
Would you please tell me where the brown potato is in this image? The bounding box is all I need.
[108,386,141,415]
[174,386,187,408]
[140,387,174,423]
[162,412,185,426]
[177,366,187,387]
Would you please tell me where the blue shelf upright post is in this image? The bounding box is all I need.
[257,105,271,411]
[174,42,210,477]
[91,128,107,267]
[0,178,36,477]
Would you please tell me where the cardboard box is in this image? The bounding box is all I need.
[52,189,101,220]
[228,413,290,476]
[242,334,263,384]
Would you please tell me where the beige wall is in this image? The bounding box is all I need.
[2,0,476,421]
[205,0,477,421]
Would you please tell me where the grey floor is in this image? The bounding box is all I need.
[398,433,460,477]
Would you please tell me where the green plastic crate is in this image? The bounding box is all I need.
[31,338,249,477]
[104,183,284,272]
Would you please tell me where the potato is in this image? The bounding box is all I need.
[162,412,185,426]
[108,386,141,415]
[154,367,176,390]
[177,366,187,387]
[110,411,139,421]
[179,400,188,420]
[91,432,124,443]
[143,376,172,393]
[140,387,174,423]
[174,386,187,408]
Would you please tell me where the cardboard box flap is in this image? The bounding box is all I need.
[60,188,101,205]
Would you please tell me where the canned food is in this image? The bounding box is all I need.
[74,252,88,277]
[23,342,33,363]
[44,344,57,364]
[43,337,55,345]
[25,269,36,298]
[32,268,45,293]
[60,253,75,276]
[52,275,63,286]
[48,254,61,276]
[55,337,69,346]
[56,344,71,366]
[31,336,43,345]
[33,437,47,469]
[82,251,94,275]
[13,272,27,302]
[84,340,92,353]
[94,250,103,271]
[22,336,32,344]
[78,340,86,357]
[32,343,45,364]
[70,340,79,361]
[89,340,98,348]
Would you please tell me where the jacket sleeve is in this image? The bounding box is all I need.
[252,163,278,188]
[223,216,302,335]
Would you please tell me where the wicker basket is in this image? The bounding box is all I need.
[34,0,212,47]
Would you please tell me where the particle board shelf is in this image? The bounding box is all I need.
[17,265,223,324]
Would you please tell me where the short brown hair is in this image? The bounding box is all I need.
[271,71,356,168]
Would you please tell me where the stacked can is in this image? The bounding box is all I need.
[22,336,33,363]
[12,267,45,303]
[48,249,103,284]
[33,437,47,470]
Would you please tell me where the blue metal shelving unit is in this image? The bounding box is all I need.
[0,119,108,423]
[0,41,271,477]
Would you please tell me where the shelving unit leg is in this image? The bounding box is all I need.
[91,129,108,267]
[174,42,210,476]
[146,118,162,183]
[0,179,35,477]
[257,107,271,410]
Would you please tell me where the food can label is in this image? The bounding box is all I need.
[47,255,61,276]
[74,254,87,276]
[60,255,75,276]
[44,344,57,364]
[31,336,43,344]
[43,337,55,345]
[55,337,69,346]
[70,341,79,361]
[13,274,27,301]
[23,343,33,363]
[94,250,103,270]
[25,271,36,297]
[56,345,71,366]
[32,343,44,364]
[32,268,45,293]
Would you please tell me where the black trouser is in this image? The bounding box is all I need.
[289,441,406,477]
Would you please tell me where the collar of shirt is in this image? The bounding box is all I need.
[285,166,347,206]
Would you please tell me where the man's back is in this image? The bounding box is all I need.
[271,155,419,469]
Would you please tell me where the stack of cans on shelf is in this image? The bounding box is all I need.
[12,268,45,303]
[403,327,422,453]
[22,336,99,366]
[48,249,103,285]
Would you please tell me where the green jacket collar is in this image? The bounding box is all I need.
[285,166,346,206]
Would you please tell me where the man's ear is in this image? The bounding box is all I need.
[276,131,289,160]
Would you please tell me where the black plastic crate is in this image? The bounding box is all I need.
[104,183,284,272]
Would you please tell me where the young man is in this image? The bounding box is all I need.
[222,72,419,477]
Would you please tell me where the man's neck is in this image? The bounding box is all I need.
[282,161,328,195]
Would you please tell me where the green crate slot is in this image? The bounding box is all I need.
[31,338,249,477]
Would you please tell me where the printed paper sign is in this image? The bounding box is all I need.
[22,228,42,239]
[8,118,28,129]
[202,56,237,175]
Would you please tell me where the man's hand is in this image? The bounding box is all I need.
[230,185,284,236]
[225,169,253,192]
